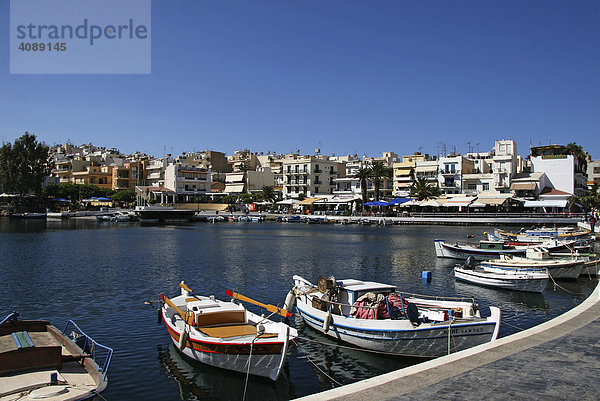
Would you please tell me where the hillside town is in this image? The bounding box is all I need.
[1,136,599,217]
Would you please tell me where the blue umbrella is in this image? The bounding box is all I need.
[388,198,411,205]
[94,197,111,201]
[52,198,69,202]
[364,200,389,206]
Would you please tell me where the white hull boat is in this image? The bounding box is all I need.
[454,266,549,293]
[434,239,526,260]
[0,312,112,401]
[160,282,296,381]
[481,249,585,279]
[288,275,501,358]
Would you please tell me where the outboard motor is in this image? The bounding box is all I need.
[465,256,475,269]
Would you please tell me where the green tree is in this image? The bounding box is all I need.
[409,177,441,201]
[369,162,392,201]
[260,186,276,203]
[354,168,372,205]
[111,189,136,204]
[0,132,52,195]
[562,142,588,172]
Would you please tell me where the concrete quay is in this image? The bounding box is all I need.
[296,281,600,401]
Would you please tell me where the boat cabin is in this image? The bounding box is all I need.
[336,279,396,316]
[185,298,248,327]
[479,240,511,250]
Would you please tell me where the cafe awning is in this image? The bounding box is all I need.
[523,200,568,208]
[298,197,323,205]
[442,198,474,207]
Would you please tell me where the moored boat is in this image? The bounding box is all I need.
[480,250,584,279]
[159,282,297,381]
[0,311,113,401]
[434,239,526,260]
[287,275,501,358]
[454,265,549,293]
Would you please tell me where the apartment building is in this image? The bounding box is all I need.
[224,167,275,194]
[392,154,426,196]
[438,155,475,195]
[164,164,211,202]
[282,156,339,198]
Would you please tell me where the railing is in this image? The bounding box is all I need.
[402,211,585,219]
[0,311,19,325]
[62,320,113,381]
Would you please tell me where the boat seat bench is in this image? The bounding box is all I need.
[198,324,278,339]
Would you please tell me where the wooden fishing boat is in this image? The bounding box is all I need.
[0,311,113,401]
[286,275,501,358]
[454,266,549,293]
[159,282,297,381]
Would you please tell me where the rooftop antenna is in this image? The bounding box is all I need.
[476,143,480,153]
[467,141,473,154]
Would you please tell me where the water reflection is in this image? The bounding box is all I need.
[158,343,292,401]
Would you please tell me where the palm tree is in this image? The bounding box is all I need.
[369,162,392,201]
[409,177,441,201]
[354,168,371,205]
[260,186,276,204]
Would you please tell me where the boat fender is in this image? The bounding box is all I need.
[323,310,332,333]
[283,290,296,312]
[157,307,162,325]
[178,326,189,351]
[406,303,420,326]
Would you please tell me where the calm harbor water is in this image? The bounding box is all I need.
[1,218,597,400]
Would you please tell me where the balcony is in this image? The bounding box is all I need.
[439,169,457,176]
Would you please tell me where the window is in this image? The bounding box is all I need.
[467,183,477,190]
[483,183,490,191]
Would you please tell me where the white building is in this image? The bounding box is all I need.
[283,156,340,198]
[530,145,587,196]
[164,164,211,201]
[438,155,475,195]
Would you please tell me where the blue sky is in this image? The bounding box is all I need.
[1,0,599,159]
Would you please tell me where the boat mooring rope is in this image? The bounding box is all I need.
[548,273,579,295]
[292,339,342,387]
[295,335,410,356]
[242,337,256,401]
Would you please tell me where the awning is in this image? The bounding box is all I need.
[468,201,487,208]
[477,198,510,206]
[420,199,444,207]
[298,197,323,205]
[510,182,537,191]
[277,199,299,205]
[442,198,474,207]
[523,200,568,208]
[415,165,438,172]
[224,184,245,193]
[395,170,412,176]
[395,182,412,188]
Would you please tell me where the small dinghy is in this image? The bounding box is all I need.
[159,282,297,381]
[287,275,501,358]
[0,311,113,401]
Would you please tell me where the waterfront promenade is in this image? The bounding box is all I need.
[296,280,600,401]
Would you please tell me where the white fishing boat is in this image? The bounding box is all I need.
[480,249,584,279]
[159,282,297,381]
[0,311,113,401]
[489,228,591,244]
[286,275,501,358]
[434,239,526,260]
[454,265,549,293]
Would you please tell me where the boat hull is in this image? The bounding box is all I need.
[454,268,548,293]
[295,299,500,358]
[434,240,525,260]
[161,297,292,381]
